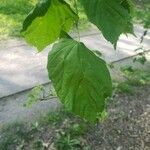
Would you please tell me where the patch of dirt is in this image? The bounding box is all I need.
[0,85,150,150]
[86,85,150,150]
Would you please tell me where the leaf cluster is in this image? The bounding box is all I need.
[21,0,134,122]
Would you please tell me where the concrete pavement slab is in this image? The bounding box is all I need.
[0,25,149,98]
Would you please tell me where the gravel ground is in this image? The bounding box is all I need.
[86,85,150,150]
[0,85,150,150]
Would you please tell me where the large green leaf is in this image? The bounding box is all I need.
[21,0,78,51]
[47,39,112,122]
[80,0,134,47]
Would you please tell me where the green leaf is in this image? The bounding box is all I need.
[21,0,78,51]
[47,39,112,122]
[80,0,134,47]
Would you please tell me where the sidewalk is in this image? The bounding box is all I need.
[0,25,149,98]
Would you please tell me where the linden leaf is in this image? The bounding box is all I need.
[80,0,134,47]
[47,39,112,122]
[21,0,78,51]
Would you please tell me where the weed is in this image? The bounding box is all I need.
[98,110,109,122]
[39,109,69,126]
[24,85,44,107]
[0,123,31,150]
[117,82,134,94]
[32,139,44,150]
[120,66,150,86]
[30,122,39,131]
[69,123,87,136]
[55,134,80,150]
[133,47,147,65]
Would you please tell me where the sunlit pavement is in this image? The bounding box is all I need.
[0,24,149,98]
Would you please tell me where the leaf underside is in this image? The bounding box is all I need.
[80,0,134,47]
[47,39,112,122]
[21,0,78,51]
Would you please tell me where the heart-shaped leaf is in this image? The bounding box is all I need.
[47,39,112,122]
[21,0,78,51]
[80,0,134,47]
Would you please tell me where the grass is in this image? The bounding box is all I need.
[0,0,37,39]
[134,1,150,28]
[0,0,90,40]
[0,109,90,150]
[113,66,150,94]
[0,0,149,40]
[0,67,150,149]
